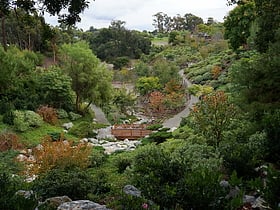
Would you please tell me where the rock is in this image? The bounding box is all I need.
[243,196,270,209]
[124,139,129,143]
[104,147,115,155]
[38,196,72,210]
[15,190,35,199]
[96,127,115,140]
[220,180,230,188]
[123,185,141,197]
[62,122,74,130]
[58,200,111,210]
[243,195,256,204]
[27,155,36,162]
[19,149,27,154]
[80,138,88,143]
[88,138,99,144]
[169,127,177,132]
[16,154,28,162]
[87,143,95,147]
[226,186,240,199]
[25,175,37,183]
[35,144,43,150]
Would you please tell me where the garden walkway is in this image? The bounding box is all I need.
[162,70,199,129]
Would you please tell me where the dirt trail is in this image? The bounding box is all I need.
[90,104,110,125]
[91,70,198,128]
[162,70,199,128]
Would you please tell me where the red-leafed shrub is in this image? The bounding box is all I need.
[0,132,23,152]
[36,105,58,125]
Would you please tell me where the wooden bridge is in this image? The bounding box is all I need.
[111,124,152,140]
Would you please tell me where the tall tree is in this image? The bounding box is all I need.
[224,0,256,50]
[254,0,280,52]
[152,12,167,33]
[0,0,92,50]
[184,13,203,32]
[59,41,113,113]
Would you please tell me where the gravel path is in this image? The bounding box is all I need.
[90,104,110,125]
[91,70,198,129]
[162,70,199,129]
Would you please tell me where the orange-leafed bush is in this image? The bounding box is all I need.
[0,132,23,152]
[211,66,222,80]
[30,139,91,175]
[36,105,58,125]
[149,91,165,113]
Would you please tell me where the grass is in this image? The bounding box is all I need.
[18,122,79,147]
[151,37,169,46]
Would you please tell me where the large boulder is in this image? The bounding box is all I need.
[58,200,111,210]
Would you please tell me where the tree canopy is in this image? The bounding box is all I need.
[59,41,113,113]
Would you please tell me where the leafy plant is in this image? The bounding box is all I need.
[30,140,91,175]
[68,121,95,138]
[33,168,96,201]
[0,131,22,152]
[13,110,43,132]
[36,105,58,125]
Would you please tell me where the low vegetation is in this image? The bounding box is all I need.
[0,1,280,209]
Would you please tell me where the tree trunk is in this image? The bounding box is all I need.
[1,14,7,51]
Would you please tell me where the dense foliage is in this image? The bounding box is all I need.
[0,1,279,209]
[88,21,151,67]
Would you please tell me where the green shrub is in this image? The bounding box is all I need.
[146,128,172,144]
[33,168,96,200]
[192,75,204,84]
[0,100,13,115]
[68,121,95,138]
[131,144,184,209]
[56,109,68,119]
[115,193,158,210]
[115,156,132,173]
[131,142,226,209]
[0,150,23,174]
[2,110,14,125]
[13,111,29,132]
[0,171,36,210]
[89,149,108,168]
[13,110,43,132]
[146,124,163,131]
[68,112,82,121]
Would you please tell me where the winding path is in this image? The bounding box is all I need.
[90,104,110,125]
[162,70,199,129]
[91,70,198,128]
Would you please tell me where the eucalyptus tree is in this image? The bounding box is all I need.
[184,13,204,32]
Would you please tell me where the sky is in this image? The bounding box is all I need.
[45,0,234,31]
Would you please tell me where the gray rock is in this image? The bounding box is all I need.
[16,154,28,162]
[88,138,99,144]
[123,185,141,197]
[15,190,35,199]
[220,180,230,188]
[226,186,240,199]
[38,196,72,210]
[58,200,111,210]
[62,122,74,130]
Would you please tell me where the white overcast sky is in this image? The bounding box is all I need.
[45,0,234,31]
